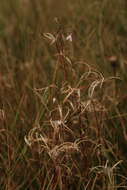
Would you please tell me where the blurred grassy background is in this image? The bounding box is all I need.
[0,0,127,74]
[0,0,127,189]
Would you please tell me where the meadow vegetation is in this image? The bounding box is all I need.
[0,0,127,189]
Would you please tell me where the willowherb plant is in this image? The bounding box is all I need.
[24,22,126,190]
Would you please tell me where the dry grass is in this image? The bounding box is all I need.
[0,0,127,189]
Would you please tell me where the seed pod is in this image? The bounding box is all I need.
[108,55,119,69]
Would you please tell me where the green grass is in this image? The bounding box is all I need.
[0,0,127,189]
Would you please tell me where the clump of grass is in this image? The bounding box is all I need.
[1,1,127,189]
[24,23,127,190]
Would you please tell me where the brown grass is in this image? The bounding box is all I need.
[0,0,127,189]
